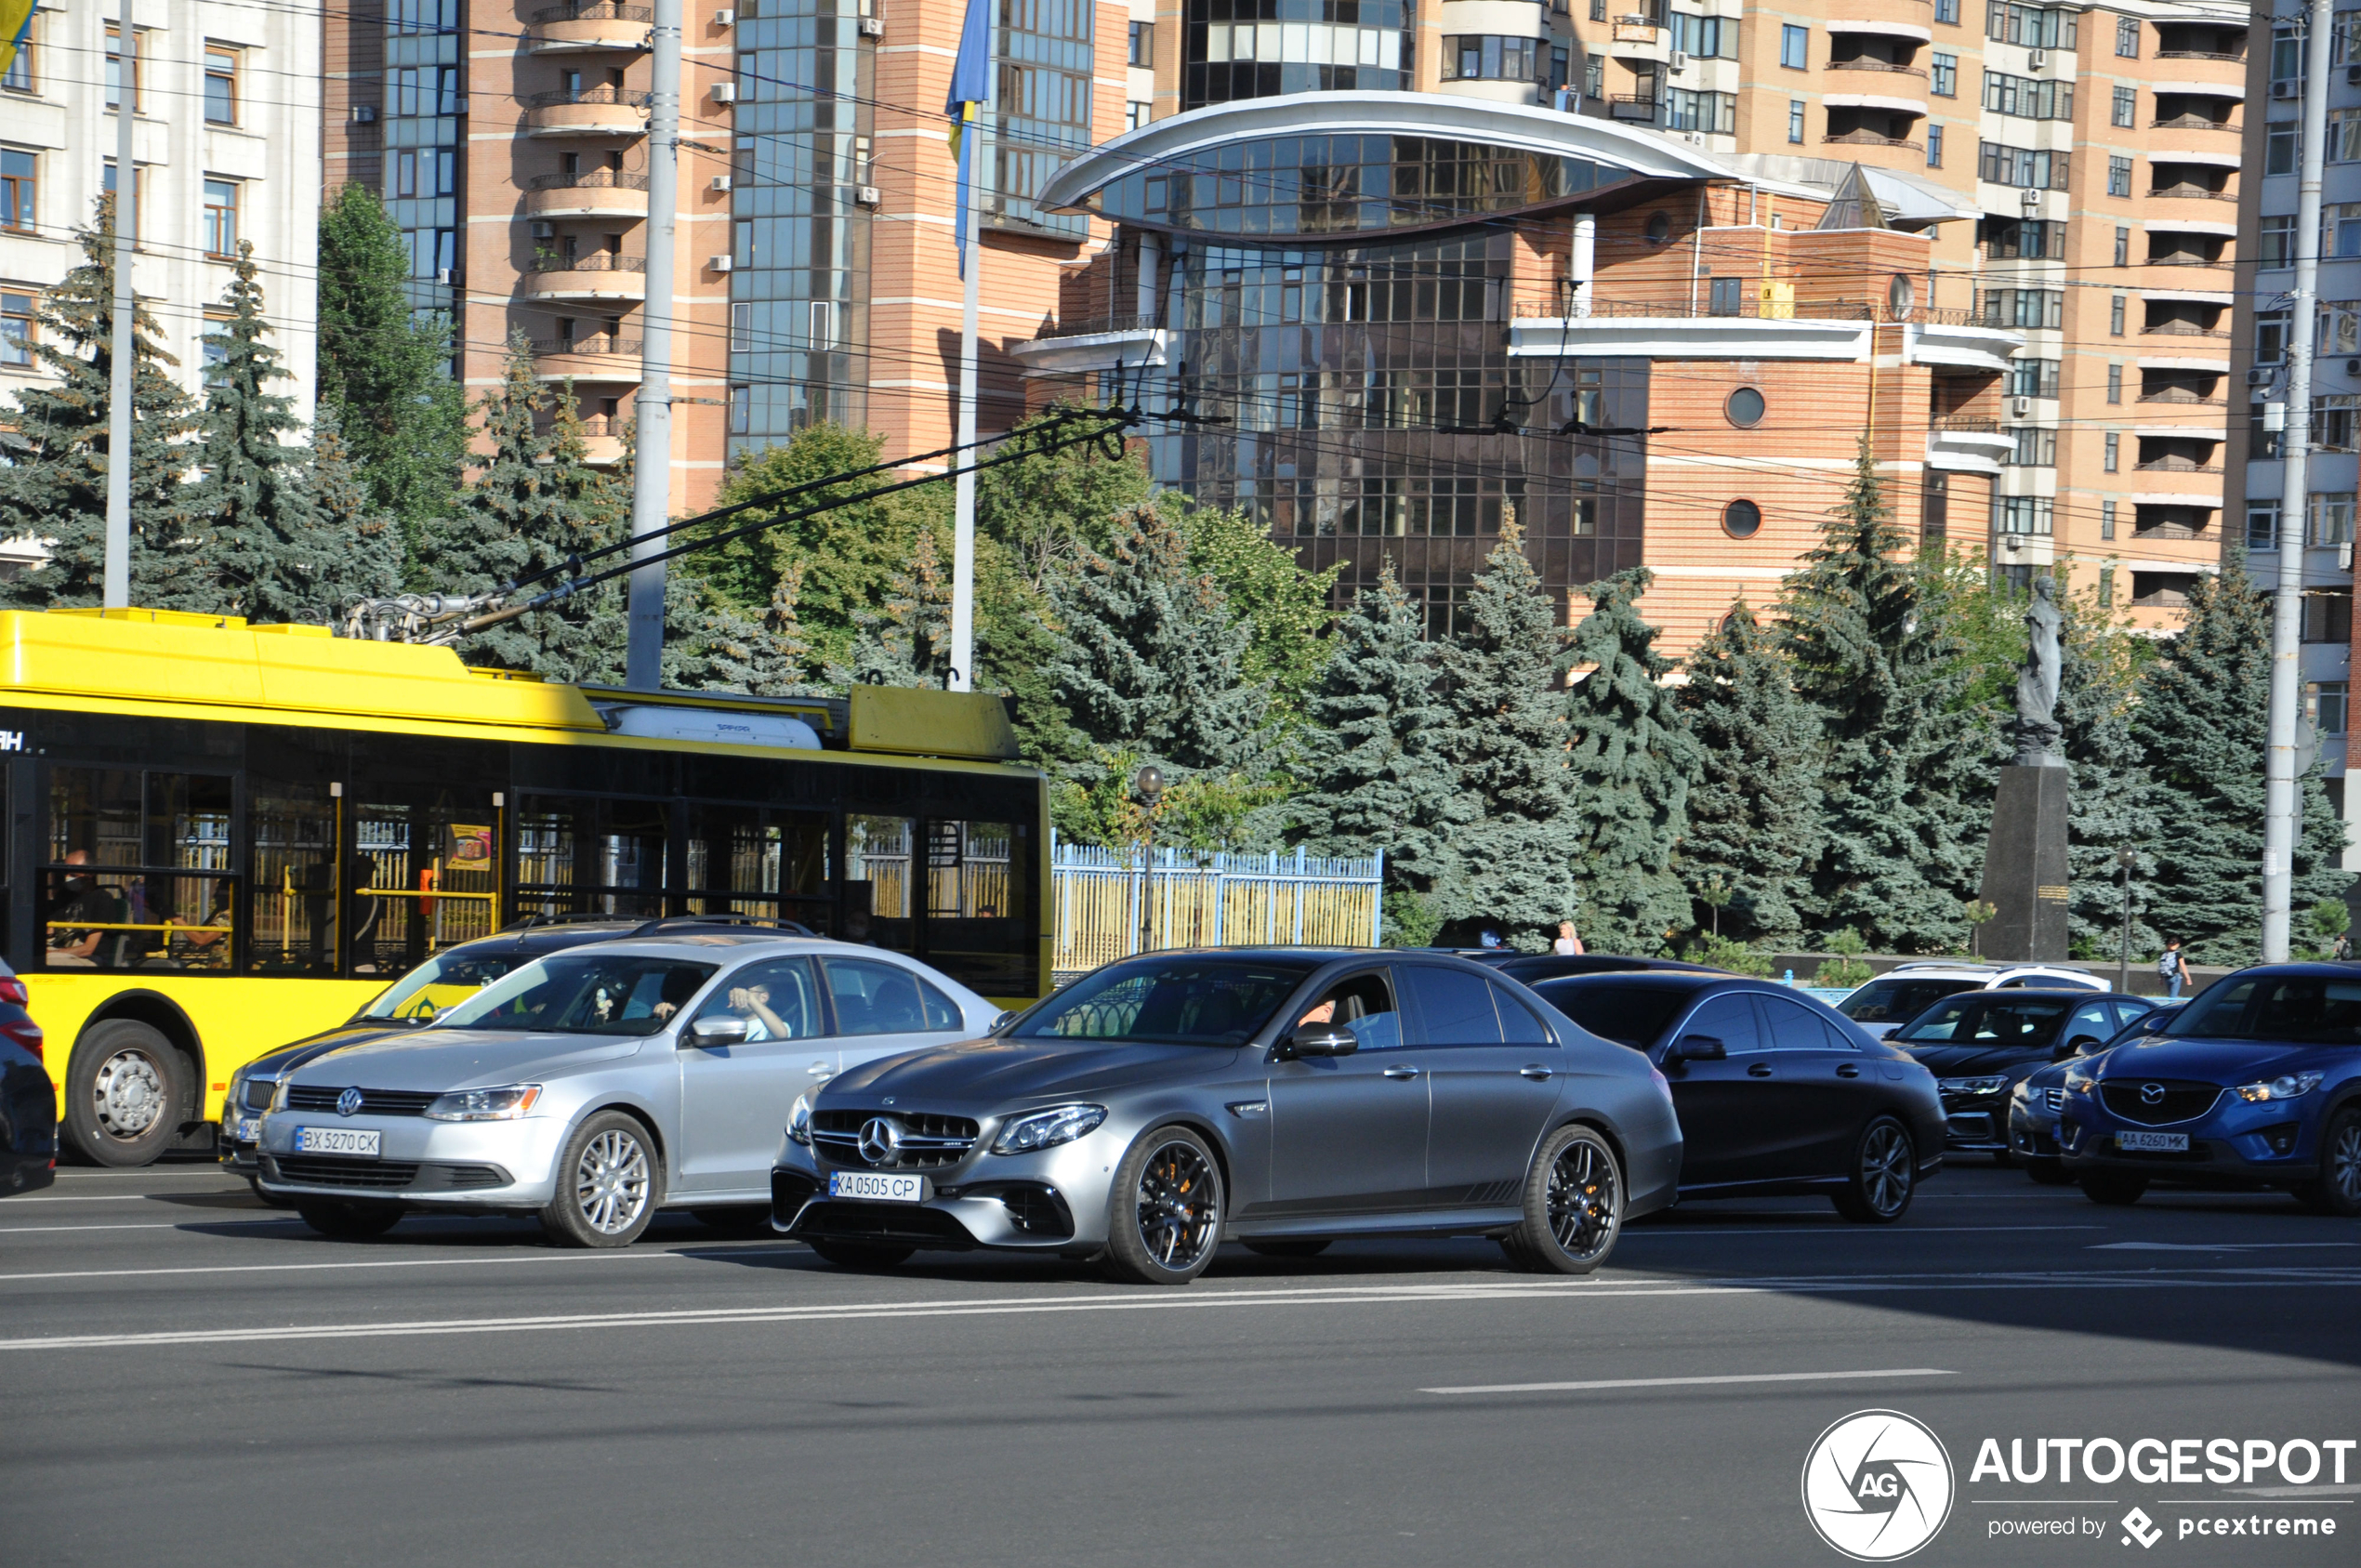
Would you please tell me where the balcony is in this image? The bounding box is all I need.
[1905,314,2026,373]
[521,253,647,302]
[2149,113,2234,131]
[1826,16,1934,41]
[1606,17,1669,61]
[1927,416,2015,475]
[2137,388,2223,406]
[1506,296,1875,362]
[574,414,627,468]
[2156,48,2242,60]
[529,335,642,379]
[2143,322,2228,339]
[2134,456,2221,474]
[530,1,653,53]
[525,169,651,221]
[1008,314,1169,376]
[1827,59,1927,76]
[524,85,650,138]
[2150,182,2235,202]
[1824,128,1920,151]
[1608,94,1660,121]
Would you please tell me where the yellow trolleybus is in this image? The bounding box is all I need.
[0,608,1048,1166]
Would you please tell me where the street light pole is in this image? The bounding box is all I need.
[2117,847,2137,994]
[1135,765,1163,955]
[624,0,682,691]
[102,4,137,610]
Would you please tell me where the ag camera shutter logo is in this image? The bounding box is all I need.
[1801,1409,1956,1561]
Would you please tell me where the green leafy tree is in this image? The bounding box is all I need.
[1431,525,1581,949]
[2130,560,2350,963]
[1293,561,1470,901]
[977,406,1151,593]
[316,183,465,555]
[1561,567,1701,953]
[0,195,197,608]
[1778,441,1988,950]
[1172,498,1339,725]
[1676,600,1824,945]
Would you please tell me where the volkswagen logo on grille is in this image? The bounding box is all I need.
[336,1087,364,1117]
[2140,1083,2167,1106]
[857,1116,902,1166]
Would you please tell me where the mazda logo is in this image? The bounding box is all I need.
[2140,1083,2166,1106]
[857,1116,902,1166]
[336,1087,363,1117]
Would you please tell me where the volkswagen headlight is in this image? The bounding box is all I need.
[422,1085,543,1122]
[990,1104,1106,1155]
[269,1078,291,1113]
[2236,1071,2325,1103]
[786,1092,813,1146]
[1937,1075,2009,1097]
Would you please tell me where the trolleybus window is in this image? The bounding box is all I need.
[513,795,669,921]
[681,802,831,931]
[43,768,235,971]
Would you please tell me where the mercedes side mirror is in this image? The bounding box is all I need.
[1286,1025,1360,1059]
[1671,1034,1726,1061]
[686,1016,748,1047]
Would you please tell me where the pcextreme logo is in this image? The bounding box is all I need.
[1802,1409,1958,1562]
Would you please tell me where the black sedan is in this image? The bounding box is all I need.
[1531,972,1945,1222]
[1471,953,1725,984]
[1,959,56,1196]
[1889,990,2153,1162]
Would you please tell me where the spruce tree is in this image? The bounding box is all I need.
[1293,561,1470,900]
[1778,440,1988,950]
[0,195,197,608]
[1676,600,1824,945]
[317,183,466,550]
[1559,567,1702,953]
[306,405,406,620]
[2130,560,2350,963]
[838,526,953,687]
[667,568,820,695]
[1431,524,1582,948]
[2059,600,2161,958]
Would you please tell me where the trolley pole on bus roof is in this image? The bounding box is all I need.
[101,5,137,610]
[2264,0,2333,962]
[624,0,683,691]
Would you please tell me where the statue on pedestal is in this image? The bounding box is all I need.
[2013,575,2065,768]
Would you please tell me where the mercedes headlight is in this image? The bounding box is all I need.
[2236,1071,2325,1103]
[1938,1075,2010,1097]
[990,1104,1106,1155]
[422,1085,543,1122]
[786,1092,813,1146]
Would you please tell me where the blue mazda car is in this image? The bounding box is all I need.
[2057,965,2361,1213]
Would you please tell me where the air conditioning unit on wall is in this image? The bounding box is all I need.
[711,82,736,104]
[2012,395,2032,416]
[859,15,885,36]
[709,255,734,271]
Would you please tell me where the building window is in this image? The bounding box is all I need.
[1930,51,1957,95]
[1665,87,1737,134]
[1128,20,1153,65]
[0,289,31,368]
[1934,0,1959,21]
[2110,294,2126,336]
[2261,214,2297,268]
[729,384,749,434]
[2106,155,2131,197]
[2007,358,2060,398]
[1978,141,2070,190]
[1726,386,1766,427]
[0,149,31,232]
[1980,287,2064,329]
[2249,503,2279,550]
[2,19,33,93]
[729,301,750,351]
[203,178,239,258]
[1987,4,2077,49]
[2258,310,2291,363]
[2315,395,2361,453]
[1722,499,1761,538]
[1787,99,1804,142]
[2098,564,2115,604]
[100,160,141,238]
[2268,126,2299,175]
[201,309,231,373]
[2311,493,2358,546]
[1590,0,1605,20]
[2304,590,2354,644]
[1994,495,2056,535]
[105,26,142,112]
[2312,681,2350,735]
[2007,426,2058,467]
[1669,13,1735,59]
[2333,108,2361,161]
[1584,55,1605,97]
[1126,99,1150,129]
[1707,275,1744,315]
[1441,37,1546,83]
[2106,363,2122,402]
[2114,226,2129,267]
[1981,216,2065,259]
[1927,125,1943,167]
[2104,431,2119,471]
[1780,24,1808,69]
[2111,85,2133,127]
[204,46,238,125]
[1983,72,2074,121]
[1551,46,1569,89]
[2116,15,2140,57]
[2102,501,2117,541]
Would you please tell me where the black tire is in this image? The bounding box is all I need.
[807,1239,916,1269]
[2023,1157,2072,1187]
[692,1206,775,1237]
[538,1111,662,1248]
[2080,1171,2148,1206]
[1990,1148,2013,1167]
[297,1200,403,1240]
[1502,1124,1624,1274]
[245,1175,297,1209]
[2295,1107,2361,1217]
[1103,1126,1225,1285]
[1830,1116,1917,1223]
[1242,1238,1331,1258]
[63,1021,186,1168]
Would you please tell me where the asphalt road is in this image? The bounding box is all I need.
[0,1161,2354,1568]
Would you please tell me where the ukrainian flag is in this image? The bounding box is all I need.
[0,0,34,82]
[943,0,990,276]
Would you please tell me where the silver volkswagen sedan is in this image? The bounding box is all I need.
[256,932,1001,1245]
[772,948,1684,1284]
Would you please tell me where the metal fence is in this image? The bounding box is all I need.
[1051,840,1385,980]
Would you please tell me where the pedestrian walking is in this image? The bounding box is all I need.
[1552,920,1585,956]
[2157,938,2192,999]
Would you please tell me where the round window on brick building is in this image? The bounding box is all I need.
[1722,499,1762,539]
[1725,386,1765,428]
[1645,211,1671,244]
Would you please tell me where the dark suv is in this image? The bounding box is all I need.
[1889,989,2154,1161]
[1,958,55,1196]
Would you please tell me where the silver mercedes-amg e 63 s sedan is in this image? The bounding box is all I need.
[772,947,1683,1284]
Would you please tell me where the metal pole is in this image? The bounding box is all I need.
[2267,0,2335,961]
[101,6,137,610]
[2117,853,2133,994]
[624,0,682,691]
[947,127,983,692]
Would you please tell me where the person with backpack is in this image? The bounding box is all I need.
[2157,938,2193,999]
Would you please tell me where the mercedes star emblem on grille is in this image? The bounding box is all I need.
[2140,1083,2166,1105]
[858,1116,902,1165]
[336,1087,364,1117]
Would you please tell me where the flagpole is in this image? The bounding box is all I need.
[948,122,981,693]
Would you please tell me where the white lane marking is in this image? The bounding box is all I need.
[6,1267,2361,1351]
[1624,1226,2103,1237]
[0,1249,706,1285]
[1420,1367,1957,1396]
[0,1221,308,1235]
[2091,1241,2361,1252]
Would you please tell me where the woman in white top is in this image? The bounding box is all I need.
[1551,920,1585,956]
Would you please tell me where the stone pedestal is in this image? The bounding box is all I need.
[1976,766,2070,961]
